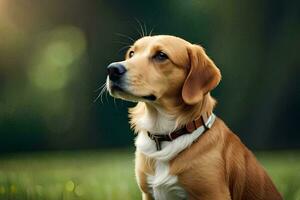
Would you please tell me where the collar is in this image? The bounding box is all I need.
[147,112,216,151]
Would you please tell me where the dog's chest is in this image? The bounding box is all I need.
[147,161,187,200]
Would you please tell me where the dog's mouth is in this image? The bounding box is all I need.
[142,94,156,101]
[109,82,156,102]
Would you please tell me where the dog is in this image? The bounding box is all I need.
[106,35,282,200]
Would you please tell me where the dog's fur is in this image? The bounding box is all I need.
[107,35,282,200]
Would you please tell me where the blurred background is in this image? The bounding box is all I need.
[0,0,299,199]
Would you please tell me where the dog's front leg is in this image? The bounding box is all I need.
[135,151,155,200]
[136,170,154,200]
[186,184,231,200]
[142,192,154,200]
[189,192,231,200]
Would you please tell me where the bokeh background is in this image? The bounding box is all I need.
[0,0,299,199]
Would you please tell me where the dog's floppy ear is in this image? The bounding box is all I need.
[182,44,221,105]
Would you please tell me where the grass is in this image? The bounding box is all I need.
[0,149,140,200]
[0,149,299,200]
[256,151,300,200]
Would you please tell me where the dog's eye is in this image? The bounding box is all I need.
[128,51,134,58]
[153,51,168,61]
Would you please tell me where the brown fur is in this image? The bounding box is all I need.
[109,35,282,199]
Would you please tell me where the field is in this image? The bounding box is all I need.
[0,149,299,200]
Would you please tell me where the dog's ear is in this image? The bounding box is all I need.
[182,44,221,105]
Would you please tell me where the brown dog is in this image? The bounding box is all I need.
[106,35,282,200]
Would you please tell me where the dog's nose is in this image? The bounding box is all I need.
[107,63,127,81]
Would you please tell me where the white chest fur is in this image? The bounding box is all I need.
[146,160,187,200]
[134,108,189,199]
[136,130,208,200]
[135,122,215,199]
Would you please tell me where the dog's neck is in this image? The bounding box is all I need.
[129,94,216,135]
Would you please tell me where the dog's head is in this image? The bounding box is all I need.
[107,35,221,107]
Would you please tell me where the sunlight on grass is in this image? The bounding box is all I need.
[0,150,140,200]
[0,150,299,200]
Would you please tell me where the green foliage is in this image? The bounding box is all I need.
[0,150,299,200]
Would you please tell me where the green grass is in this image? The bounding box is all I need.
[0,149,140,200]
[256,151,300,200]
[0,149,299,200]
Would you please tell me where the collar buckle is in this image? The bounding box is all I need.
[147,132,163,150]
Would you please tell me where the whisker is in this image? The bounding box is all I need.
[143,21,148,36]
[133,19,142,38]
[94,91,102,103]
[140,20,145,37]
[94,83,107,103]
[114,33,135,43]
[99,85,107,104]
[135,18,145,37]
[149,26,155,36]
[94,83,106,92]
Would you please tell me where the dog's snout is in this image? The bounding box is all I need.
[107,63,127,81]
